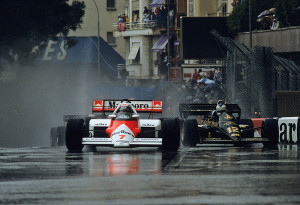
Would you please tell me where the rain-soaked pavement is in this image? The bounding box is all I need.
[0,144,300,205]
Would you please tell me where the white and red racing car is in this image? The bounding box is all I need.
[65,99,180,151]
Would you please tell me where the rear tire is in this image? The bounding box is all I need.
[66,119,84,151]
[262,119,279,147]
[182,119,198,147]
[161,118,180,151]
[57,126,66,146]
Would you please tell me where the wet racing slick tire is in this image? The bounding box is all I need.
[66,119,84,151]
[182,119,198,147]
[262,119,279,147]
[161,118,180,151]
[57,126,66,146]
[50,127,58,147]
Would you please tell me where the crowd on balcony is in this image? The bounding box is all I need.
[116,5,175,32]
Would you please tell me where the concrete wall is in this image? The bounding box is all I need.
[235,26,300,53]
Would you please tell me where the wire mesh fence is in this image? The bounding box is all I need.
[212,30,300,118]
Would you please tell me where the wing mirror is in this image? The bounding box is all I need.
[108,114,116,119]
[132,114,140,118]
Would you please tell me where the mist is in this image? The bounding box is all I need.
[0,62,122,148]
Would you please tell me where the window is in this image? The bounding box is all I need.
[107,32,116,45]
[132,49,140,65]
[107,0,115,9]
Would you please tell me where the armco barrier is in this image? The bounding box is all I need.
[278,117,300,143]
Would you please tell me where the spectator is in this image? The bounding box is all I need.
[207,71,214,80]
[214,70,222,84]
[151,11,156,21]
[197,69,203,79]
[155,7,160,16]
[126,14,130,22]
[143,6,149,14]
[199,76,217,89]
[118,14,123,23]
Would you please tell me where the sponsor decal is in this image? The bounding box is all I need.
[94,100,103,106]
[116,140,129,143]
[119,135,126,139]
[239,124,248,128]
[199,119,218,127]
[108,101,150,109]
[153,101,162,107]
[95,123,108,126]
[279,122,297,143]
[83,138,111,141]
[43,40,67,61]
[224,114,233,120]
[135,138,161,141]
[141,123,155,127]
[227,127,240,137]
[112,130,135,138]
[223,121,237,126]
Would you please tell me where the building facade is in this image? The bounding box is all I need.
[187,0,234,17]
[69,0,126,59]
[112,0,236,86]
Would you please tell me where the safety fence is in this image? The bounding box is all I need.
[211,30,300,118]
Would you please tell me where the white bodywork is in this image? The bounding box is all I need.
[83,118,162,148]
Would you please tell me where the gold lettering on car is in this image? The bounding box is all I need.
[199,119,218,127]
[224,114,233,120]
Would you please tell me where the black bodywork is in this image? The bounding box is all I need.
[179,103,278,146]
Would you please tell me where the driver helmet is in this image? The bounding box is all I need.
[119,103,131,112]
[216,100,226,113]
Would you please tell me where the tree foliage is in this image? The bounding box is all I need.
[0,0,85,65]
[227,0,300,35]
[275,0,300,27]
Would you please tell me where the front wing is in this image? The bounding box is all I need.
[198,126,269,144]
[82,137,162,147]
[200,137,269,144]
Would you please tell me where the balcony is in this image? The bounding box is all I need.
[113,21,165,37]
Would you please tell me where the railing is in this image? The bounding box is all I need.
[113,21,159,31]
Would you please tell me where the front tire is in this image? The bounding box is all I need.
[182,119,198,147]
[161,118,180,151]
[262,119,279,147]
[66,119,84,151]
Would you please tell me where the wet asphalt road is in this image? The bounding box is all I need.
[0,144,300,205]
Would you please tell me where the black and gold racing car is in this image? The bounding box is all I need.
[179,103,278,147]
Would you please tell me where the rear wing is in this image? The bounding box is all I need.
[92,100,162,114]
[179,103,241,118]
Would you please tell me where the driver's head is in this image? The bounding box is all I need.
[119,103,131,112]
[216,100,226,113]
